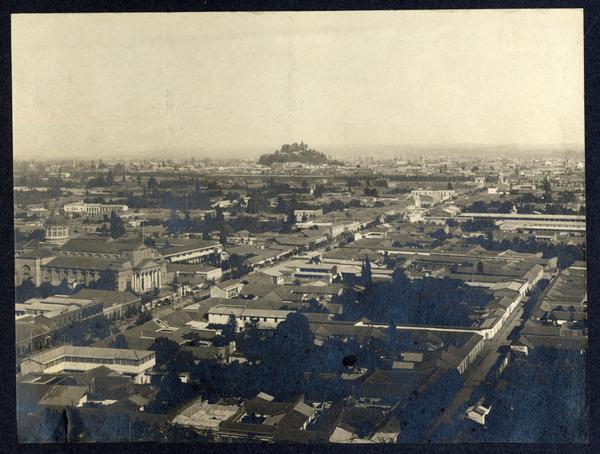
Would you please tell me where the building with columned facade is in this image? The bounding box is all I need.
[39,237,166,293]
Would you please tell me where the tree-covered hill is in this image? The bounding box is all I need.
[258,142,344,166]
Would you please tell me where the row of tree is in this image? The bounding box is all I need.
[337,261,490,327]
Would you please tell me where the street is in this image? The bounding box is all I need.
[423,278,552,441]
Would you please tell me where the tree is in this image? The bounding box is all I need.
[109,210,126,239]
[221,315,238,342]
[263,313,313,398]
[239,318,262,360]
[166,209,181,236]
[110,334,129,349]
[150,337,181,368]
[363,187,378,197]
[313,184,324,199]
[219,229,228,246]
[283,210,296,233]
[542,176,553,202]
[301,298,329,314]
[447,181,454,190]
[257,142,343,167]
[16,279,38,304]
[146,363,193,414]
[88,271,117,291]
[386,321,399,355]
[392,267,410,290]
[274,196,290,214]
[135,311,152,326]
[246,193,268,214]
[476,261,485,275]
[361,256,373,289]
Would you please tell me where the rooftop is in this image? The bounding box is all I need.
[26,345,155,365]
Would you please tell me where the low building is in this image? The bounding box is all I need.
[171,398,240,435]
[227,230,256,245]
[16,295,104,328]
[73,288,141,319]
[16,316,57,357]
[210,279,244,299]
[466,397,492,425]
[18,382,89,409]
[294,208,324,220]
[167,263,223,285]
[218,394,321,443]
[155,238,223,264]
[207,304,292,330]
[292,264,338,283]
[20,346,156,384]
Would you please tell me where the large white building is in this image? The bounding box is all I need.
[20,346,156,383]
[457,212,585,232]
[63,201,129,216]
[155,239,223,264]
[411,190,456,208]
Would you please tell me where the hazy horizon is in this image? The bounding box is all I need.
[11,143,584,163]
[12,10,584,160]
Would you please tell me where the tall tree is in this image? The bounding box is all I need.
[111,334,129,349]
[542,176,553,202]
[166,209,181,236]
[221,315,238,343]
[386,321,399,355]
[361,256,373,289]
[110,210,126,239]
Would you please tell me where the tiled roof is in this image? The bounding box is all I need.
[156,239,220,256]
[19,248,57,259]
[27,345,154,365]
[60,238,144,254]
[74,289,140,306]
[44,256,122,271]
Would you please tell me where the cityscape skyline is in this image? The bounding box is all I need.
[12,8,587,445]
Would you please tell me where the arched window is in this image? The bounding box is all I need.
[20,265,32,281]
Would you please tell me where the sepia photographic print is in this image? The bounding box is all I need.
[11,8,588,444]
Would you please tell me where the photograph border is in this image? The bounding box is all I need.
[1,1,597,453]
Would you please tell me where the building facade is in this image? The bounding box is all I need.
[20,346,156,384]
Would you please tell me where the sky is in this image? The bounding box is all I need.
[11,9,584,160]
